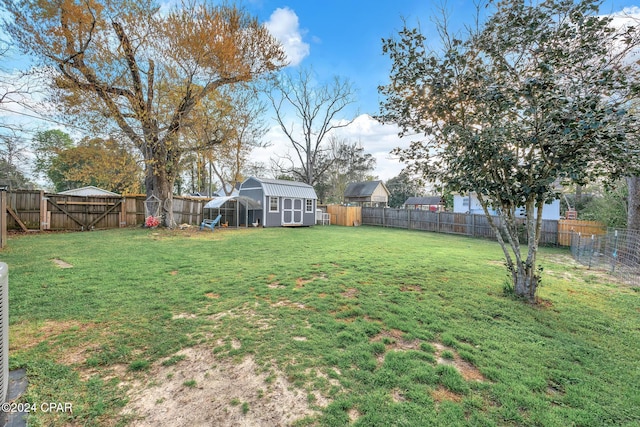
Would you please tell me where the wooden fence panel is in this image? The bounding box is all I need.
[558,219,606,246]
[45,194,124,230]
[2,191,210,231]
[361,207,383,226]
[172,196,205,225]
[6,190,41,230]
[327,205,362,226]
[361,207,592,246]
[124,196,145,226]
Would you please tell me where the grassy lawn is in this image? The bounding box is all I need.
[2,226,639,426]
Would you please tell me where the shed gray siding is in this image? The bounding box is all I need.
[239,177,318,227]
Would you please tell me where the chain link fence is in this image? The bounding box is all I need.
[570,229,640,286]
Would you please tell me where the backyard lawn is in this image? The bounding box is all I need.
[2,225,639,426]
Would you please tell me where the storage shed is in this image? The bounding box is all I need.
[239,177,318,227]
[344,180,389,207]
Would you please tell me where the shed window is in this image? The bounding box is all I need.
[462,197,469,207]
[306,199,313,213]
[269,196,279,212]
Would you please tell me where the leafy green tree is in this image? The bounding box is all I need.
[52,137,143,194]
[379,0,640,302]
[32,129,74,188]
[386,171,424,208]
[580,181,628,229]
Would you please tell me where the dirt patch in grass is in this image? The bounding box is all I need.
[52,258,73,268]
[348,407,362,423]
[267,282,285,289]
[121,346,319,426]
[371,329,421,351]
[432,343,485,382]
[391,388,406,402]
[296,277,311,288]
[296,274,328,288]
[207,307,272,330]
[272,300,306,309]
[11,320,110,368]
[172,313,197,320]
[10,320,97,351]
[431,385,463,403]
[400,285,422,292]
[341,288,358,299]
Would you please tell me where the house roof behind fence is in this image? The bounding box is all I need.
[404,196,443,206]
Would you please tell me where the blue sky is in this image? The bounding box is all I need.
[245,0,479,180]
[3,0,640,185]
[247,0,462,116]
[244,0,640,181]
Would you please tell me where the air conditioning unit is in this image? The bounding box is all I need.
[0,263,7,403]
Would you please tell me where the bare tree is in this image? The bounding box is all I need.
[265,67,357,186]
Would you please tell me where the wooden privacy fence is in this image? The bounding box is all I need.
[557,219,606,246]
[3,190,209,231]
[362,207,604,246]
[326,205,362,226]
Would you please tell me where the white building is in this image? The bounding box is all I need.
[453,193,561,220]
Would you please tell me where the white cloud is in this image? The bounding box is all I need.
[335,114,409,181]
[249,114,410,181]
[264,8,310,67]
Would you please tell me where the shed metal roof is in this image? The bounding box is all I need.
[246,177,318,199]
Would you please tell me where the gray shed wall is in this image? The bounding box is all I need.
[239,177,317,227]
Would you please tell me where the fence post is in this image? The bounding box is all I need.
[39,190,46,231]
[610,230,616,272]
[577,232,582,260]
[437,211,440,233]
[407,208,411,230]
[472,214,476,237]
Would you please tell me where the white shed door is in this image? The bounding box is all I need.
[283,198,303,225]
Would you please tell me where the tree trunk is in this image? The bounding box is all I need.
[479,193,540,303]
[626,176,640,231]
[144,144,177,228]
